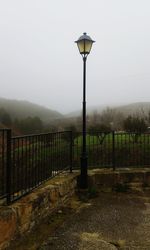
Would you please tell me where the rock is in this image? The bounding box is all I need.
[0,207,17,249]
[79,233,117,250]
[57,210,63,214]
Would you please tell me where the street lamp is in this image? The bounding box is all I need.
[75,32,95,189]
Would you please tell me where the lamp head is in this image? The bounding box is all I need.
[75,32,95,56]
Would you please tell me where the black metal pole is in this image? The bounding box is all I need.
[80,55,88,189]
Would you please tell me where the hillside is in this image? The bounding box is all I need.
[1,98,150,125]
[65,105,108,118]
[66,102,150,118]
[114,102,150,116]
[0,98,63,123]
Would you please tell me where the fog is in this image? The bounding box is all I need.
[0,0,150,113]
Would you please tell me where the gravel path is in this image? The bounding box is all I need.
[38,192,150,250]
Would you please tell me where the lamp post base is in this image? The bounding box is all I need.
[80,156,88,189]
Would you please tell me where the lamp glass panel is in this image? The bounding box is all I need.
[77,40,85,54]
[84,40,93,53]
[77,40,93,54]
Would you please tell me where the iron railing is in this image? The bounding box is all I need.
[114,132,150,168]
[0,130,72,204]
[72,131,150,169]
[1,129,150,204]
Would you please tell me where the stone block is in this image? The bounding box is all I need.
[0,207,17,249]
[144,172,150,186]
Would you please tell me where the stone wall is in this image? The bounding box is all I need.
[88,168,150,193]
[0,173,78,250]
[1,168,150,249]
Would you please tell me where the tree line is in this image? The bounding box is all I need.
[0,106,150,136]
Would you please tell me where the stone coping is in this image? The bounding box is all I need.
[88,167,150,174]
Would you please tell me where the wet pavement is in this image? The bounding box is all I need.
[8,191,150,250]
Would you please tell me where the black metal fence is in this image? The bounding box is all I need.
[72,131,150,169]
[0,130,72,204]
[1,129,150,204]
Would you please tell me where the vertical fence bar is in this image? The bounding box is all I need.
[1,130,5,197]
[112,131,115,171]
[6,129,12,205]
[70,131,73,173]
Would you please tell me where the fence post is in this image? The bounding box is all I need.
[112,131,116,171]
[70,131,73,173]
[6,129,11,205]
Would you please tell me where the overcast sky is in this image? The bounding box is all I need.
[0,0,150,114]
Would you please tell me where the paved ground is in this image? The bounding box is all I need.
[8,191,150,250]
